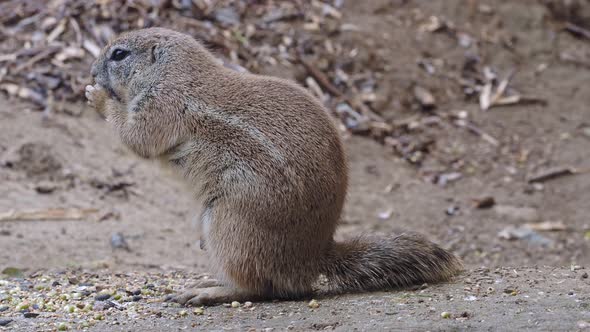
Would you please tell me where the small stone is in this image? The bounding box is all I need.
[582,272,588,279]
[441,312,452,319]
[308,299,320,309]
[0,319,12,327]
[132,295,142,302]
[95,293,111,301]
[244,301,253,308]
[93,301,114,311]
[110,233,131,251]
[24,312,40,318]
[413,85,436,109]
[57,322,69,331]
[0,306,8,312]
[498,226,552,246]
[193,307,204,315]
[445,205,460,216]
[179,310,188,317]
[35,181,57,194]
[231,301,240,308]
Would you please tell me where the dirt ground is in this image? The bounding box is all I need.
[1,0,589,331]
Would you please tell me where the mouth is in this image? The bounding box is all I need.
[104,85,122,103]
[95,80,122,103]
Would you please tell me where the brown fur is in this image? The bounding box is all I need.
[86,28,462,306]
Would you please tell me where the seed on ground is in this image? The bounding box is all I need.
[308,299,320,309]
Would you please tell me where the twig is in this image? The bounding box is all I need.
[564,22,590,41]
[527,167,588,183]
[495,95,548,107]
[490,69,516,106]
[13,46,61,73]
[453,119,499,146]
[0,208,99,221]
[298,57,343,97]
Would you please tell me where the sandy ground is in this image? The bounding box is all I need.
[1,267,589,331]
[1,0,589,330]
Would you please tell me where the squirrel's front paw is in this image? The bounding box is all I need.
[85,84,101,107]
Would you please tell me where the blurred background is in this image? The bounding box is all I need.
[0,0,589,275]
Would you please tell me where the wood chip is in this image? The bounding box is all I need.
[473,196,496,209]
[83,39,101,58]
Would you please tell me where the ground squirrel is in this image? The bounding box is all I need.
[86,28,462,306]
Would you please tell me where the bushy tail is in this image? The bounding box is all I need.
[321,233,463,292]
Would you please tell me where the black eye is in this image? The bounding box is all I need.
[110,49,129,61]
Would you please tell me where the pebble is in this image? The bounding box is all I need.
[24,312,40,318]
[0,319,12,327]
[35,181,57,194]
[132,295,142,302]
[110,232,131,251]
[244,301,253,308]
[231,301,241,308]
[193,307,204,315]
[95,293,111,301]
[93,301,115,311]
[441,312,452,319]
[582,272,588,279]
[0,306,8,312]
[308,299,320,309]
[498,226,552,246]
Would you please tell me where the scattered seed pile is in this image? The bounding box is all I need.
[0,270,214,330]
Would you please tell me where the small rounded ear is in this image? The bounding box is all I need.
[151,44,160,63]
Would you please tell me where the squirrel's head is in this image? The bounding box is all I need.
[91,28,215,102]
